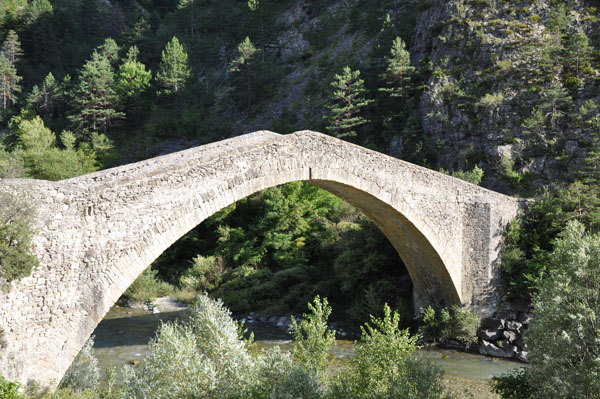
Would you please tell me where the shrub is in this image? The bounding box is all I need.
[122,294,255,399]
[496,221,600,398]
[329,304,452,399]
[123,268,174,303]
[0,376,22,399]
[58,336,100,392]
[452,165,484,185]
[0,191,38,285]
[417,305,479,349]
[444,305,479,349]
[179,255,223,292]
[289,296,336,376]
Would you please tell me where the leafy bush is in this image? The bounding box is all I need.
[329,304,452,399]
[452,165,484,185]
[0,376,22,399]
[500,183,600,301]
[0,191,38,285]
[122,294,255,399]
[289,296,336,376]
[123,268,174,303]
[58,336,100,392]
[496,221,600,398]
[179,255,224,292]
[417,305,479,349]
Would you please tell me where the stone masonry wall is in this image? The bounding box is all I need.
[0,130,521,387]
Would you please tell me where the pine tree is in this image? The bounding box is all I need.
[26,72,63,119]
[1,30,22,64]
[156,36,191,95]
[178,0,196,39]
[115,47,152,115]
[97,38,121,67]
[229,37,257,110]
[0,53,21,118]
[379,37,414,98]
[325,66,373,139]
[70,51,124,137]
[248,0,267,62]
[565,31,593,81]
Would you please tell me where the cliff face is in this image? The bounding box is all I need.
[411,0,600,193]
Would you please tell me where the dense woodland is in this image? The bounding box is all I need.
[1,0,600,397]
[0,0,599,320]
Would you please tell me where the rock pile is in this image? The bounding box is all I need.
[478,312,532,362]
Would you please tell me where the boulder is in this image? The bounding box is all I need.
[481,317,505,330]
[501,339,518,358]
[267,316,278,325]
[276,316,288,327]
[505,320,523,333]
[502,330,519,343]
[479,340,512,358]
[516,350,529,362]
[517,312,533,325]
[477,328,502,341]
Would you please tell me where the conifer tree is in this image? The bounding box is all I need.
[565,31,593,80]
[115,46,152,115]
[178,0,196,39]
[248,0,267,62]
[1,30,22,64]
[156,36,191,95]
[325,66,373,139]
[229,37,257,110]
[379,37,414,98]
[70,51,123,137]
[0,53,21,118]
[97,38,121,67]
[27,72,63,119]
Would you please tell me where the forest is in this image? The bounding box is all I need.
[1,0,600,397]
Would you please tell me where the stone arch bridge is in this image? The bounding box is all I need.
[0,130,521,387]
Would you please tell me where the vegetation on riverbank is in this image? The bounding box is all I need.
[1,295,457,399]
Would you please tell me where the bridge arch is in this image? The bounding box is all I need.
[0,130,521,387]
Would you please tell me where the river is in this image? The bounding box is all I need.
[91,305,521,398]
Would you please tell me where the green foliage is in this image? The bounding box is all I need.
[10,115,99,180]
[179,255,224,292]
[329,304,452,399]
[417,305,479,349]
[156,36,191,96]
[123,268,174,303]
[121,294,255,399]
[451,165,484,185]
[70,50,124,137]
[497,221,600,398]
[0,191,37,284]
[325,66,374,139]
[0,52,21,118]
[500,183,600,301]
[289,296,336,376]
[379,37,414,98]
[229,37,258,110]
[114,49,152,104]
[58,336,100,392]
[0,376,22,399]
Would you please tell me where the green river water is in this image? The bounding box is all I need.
[91,306,522,398]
